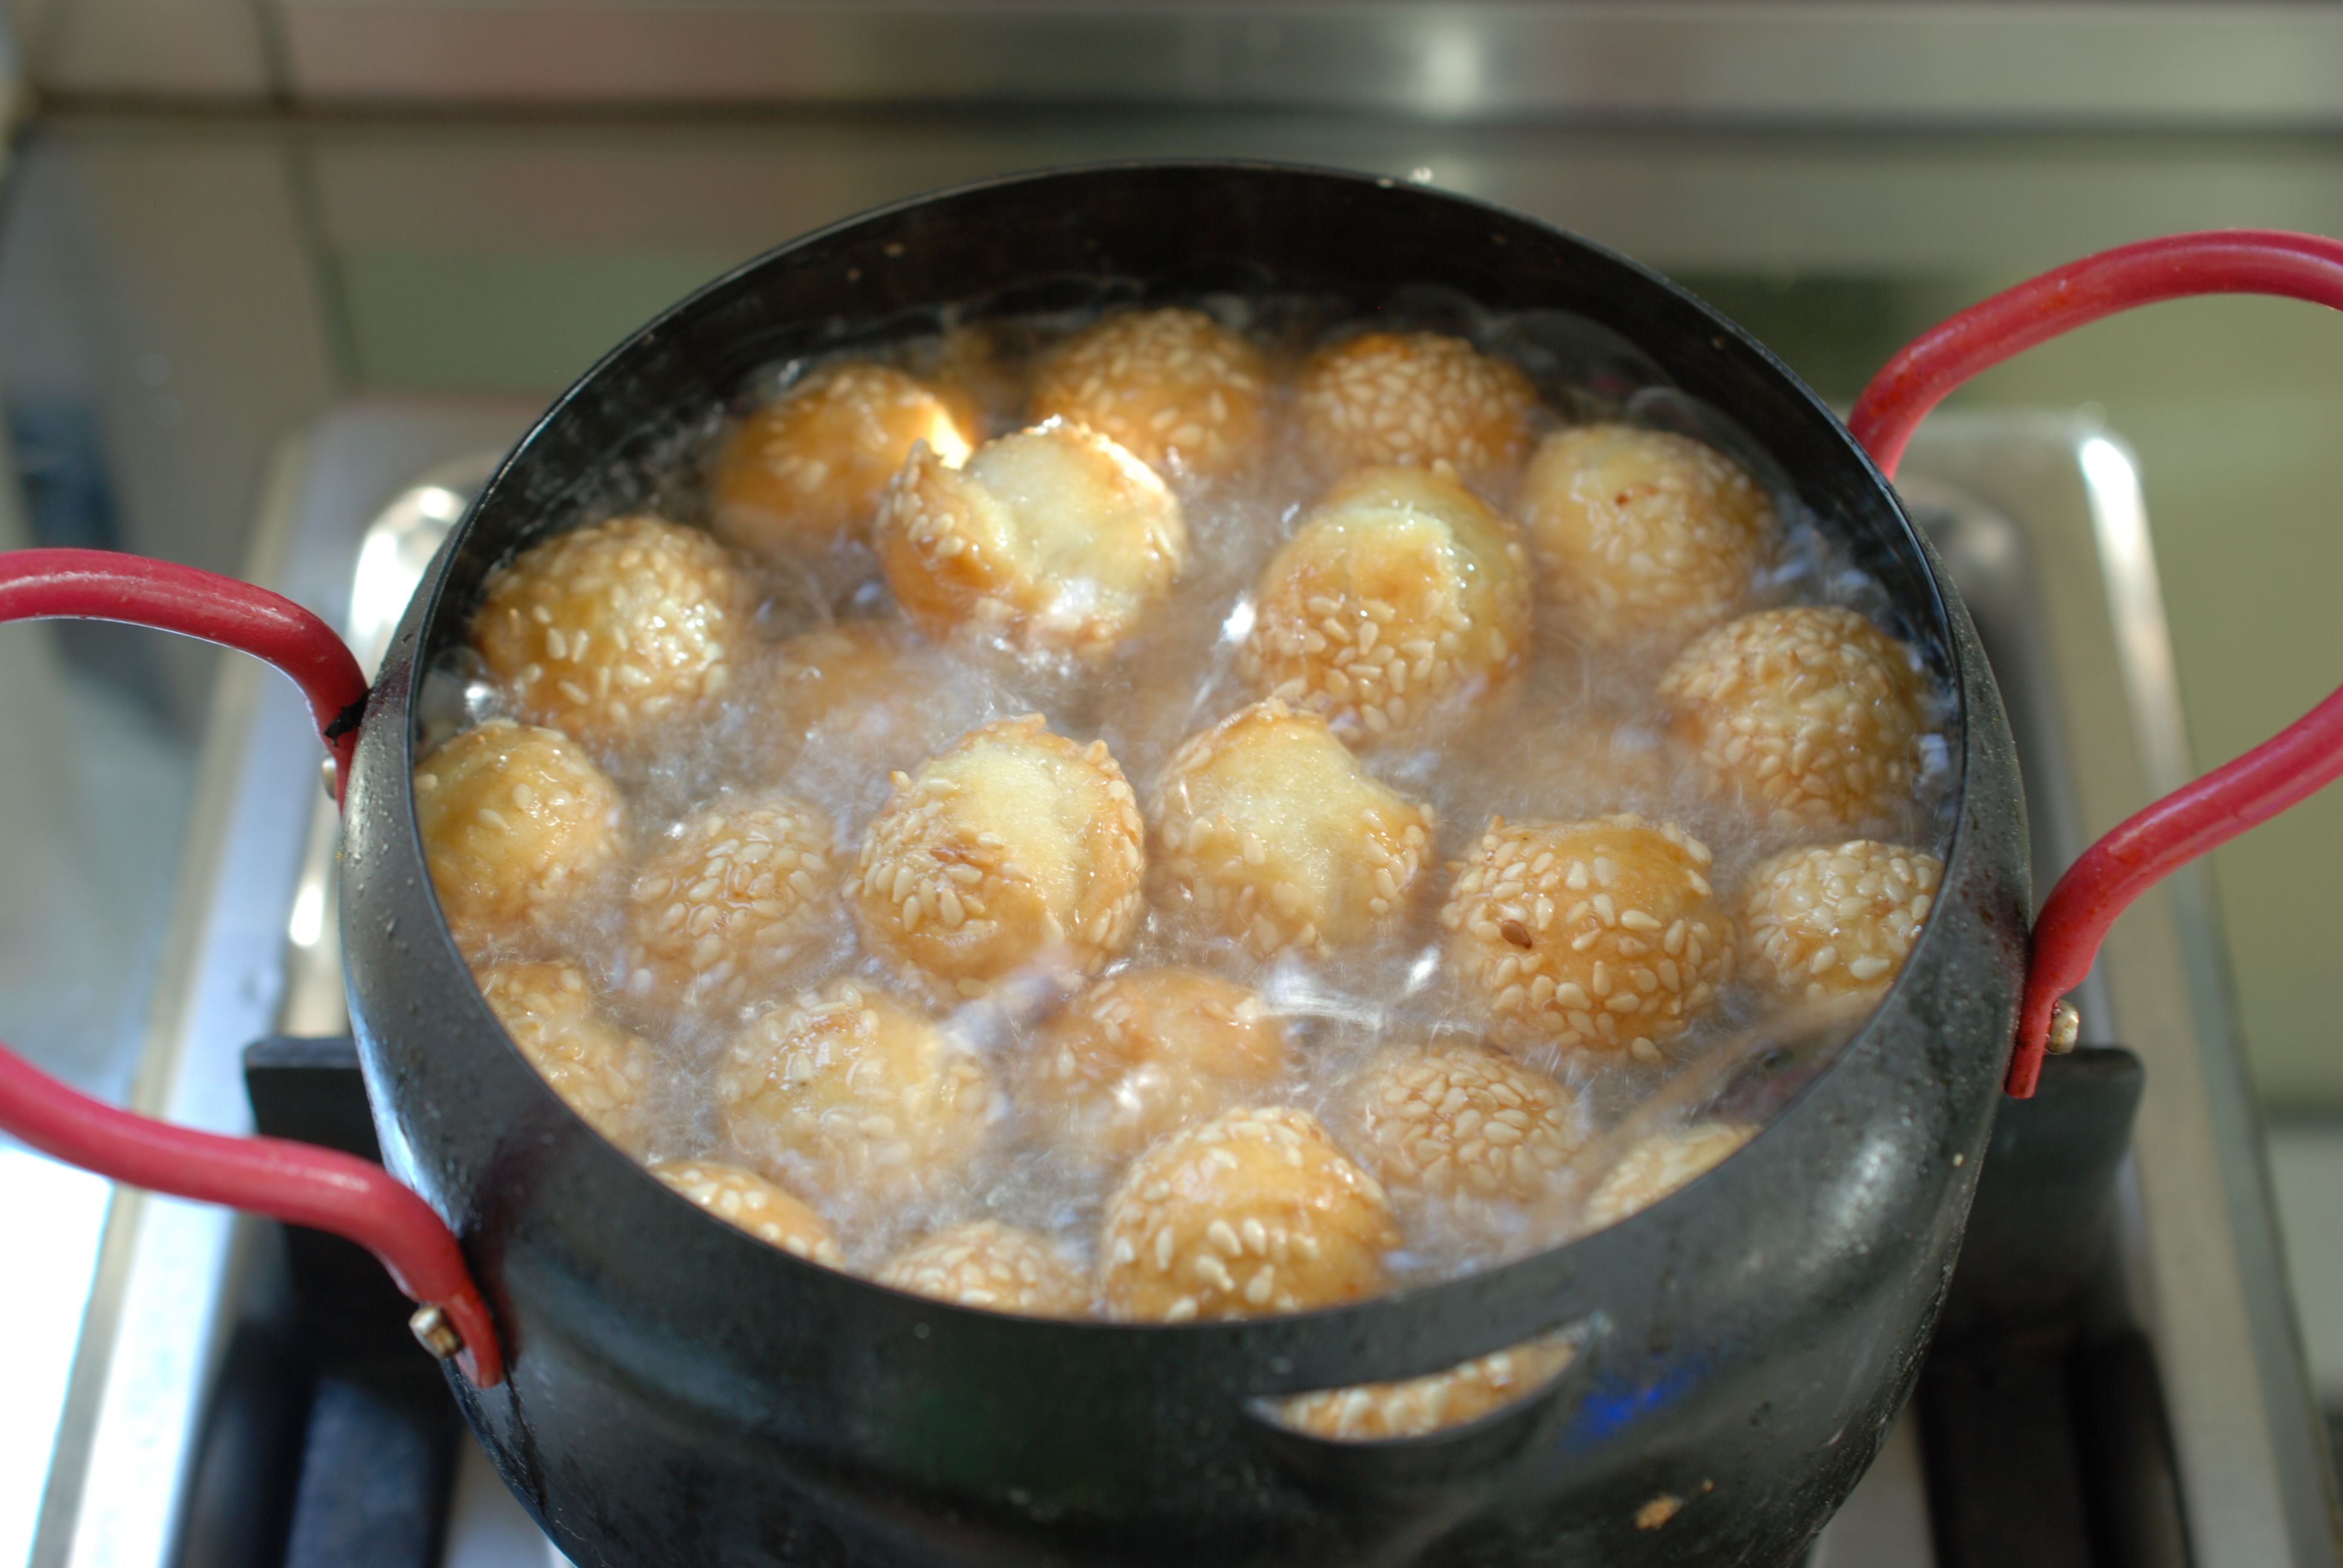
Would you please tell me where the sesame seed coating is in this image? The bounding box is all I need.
[1241,465,1533,745]
[1151,701,1434,959]
[875,422,1187,657]
[1440,815,1733,1056]
[416,719,625,959]
[623,790,840,1013]
[1346,1043,1580,1222]
[1519,423,1775,648]
[713,362,977,555]
[473,515,753,756]
[1297,332,1538,489]
[651,1158,844,1266]
[1273,1335,1579,1441]
[1657,606,1925,828]
[854,716,1147,995]
[1027,308,1269,480]
[1739,840,1941,1006]
[476,960,657,1155]
[874,1220,1094,1318]
[1099,1106,1399,1322]
[1584,1123,1754,1230]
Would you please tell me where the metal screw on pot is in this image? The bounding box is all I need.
[409,1303,462,1361]
[2046,999,2081,1055]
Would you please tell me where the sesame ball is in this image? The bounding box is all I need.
[1297,332,1538,489]
[1241,465,1532,745]
[1273,1336,1579,1441]
[417,719,625,958]
[752,620,959,785]
[875,422,1187,657]
[1518,424,1775,648]
[1099,1106,1399,1323]
[1345,1044,1580,1223]
[715,982,994,1208]
[854,717,1147,998]
[651,1159,843,1266]
[1657,606,1927,828]
[875,1221,1094,1318]
[1028,308,1270,480]
[712,361,977,556]
[473,515,753,756]
[1027,969,1288,1172]
[1584,1123,1754,1230]
[1739,840,1942,1006]
[1440,815,1732,1059]
[622,791,840,1014]
[476,961,657,1156]
[1151,701,1434,959]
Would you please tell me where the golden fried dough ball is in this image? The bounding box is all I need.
[712,362,976,555]
[875,1221,1093,1318]
[715,982,994,1207]
[1658,606,1926,828]
[1241,466,1532,744]
[1297,332,1538,488]
[1346,1044,1579,1222]
[418,720,625,958]
[476,961,656,1155]
[1584,1123,1754,1230]
[1273,1336,1579,1440]
[1152,702,1434,959]
[854,717,1145,998]
[1027,307,1270,479]
[1441,815,1732,1059]
[876,423,1187,656]
[1740,840,1942,1007]
[1518,424,1775,648]
[622,791,839,1013]
[651,1159,843,1266]
[1027,969,1287,1171]
[1099,1106,1399,1323]
[473,515,752,756]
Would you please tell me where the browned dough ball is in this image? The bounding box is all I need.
[1297,332,1538,489]
[1658,606,1927,828]
[1027,307,1270,479]
[1152,701,1434,958]
[650,1159,843,1266]
[1518,423,1776,648]
[1241,465,1532,745]
[1584,1123,1754,1230]
[622,791,839,1013]
[1027,969,1287,1172]
[473,515,753,756]
[715,982,995,1208]
[476,961,657,1155]
[417,720,625,958]
[712,362,977,555]
[1345,1043,1581,1223]
[875,1221,1094,1318]
[1440,815,1732,1059]
[1099,1106,1399,1322]
[1739,840,1942,1006]
[854,717,1147,998]
[876,423,1187,656]
[1273,1336,1579,1440]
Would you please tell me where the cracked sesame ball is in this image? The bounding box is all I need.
[1241,465,1532,745]
[1518,423,1775,649]
[473,515,753,756]
[875,422,1187,656]
[1027,969,1288,1173]
[1099,1106,1399,1322]
[875,1221,1094,1318]
[715,982,995,1208]
[418,719,625,958]
[476,961,657,1155]
[712,362,977,556]
[622,790,840,1014]
[1584,1123,1754,1230]
[1346,1043,1581,1224]
[1440,815,1732,1059]
[1027,307,1270,480]
[854,717,1147,998]
[1657,606,1926,828]
[1740,840,1941,1007]
[651,1159,843,1266]
[1273,1335,1579,1441]
[1296,332,1538,489]
[1152,701,1434,959]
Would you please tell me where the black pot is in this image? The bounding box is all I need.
[339,162,2029,1567]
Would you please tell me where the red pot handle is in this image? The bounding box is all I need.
[1849,231,2343,1099]
[0,548,502,1386]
